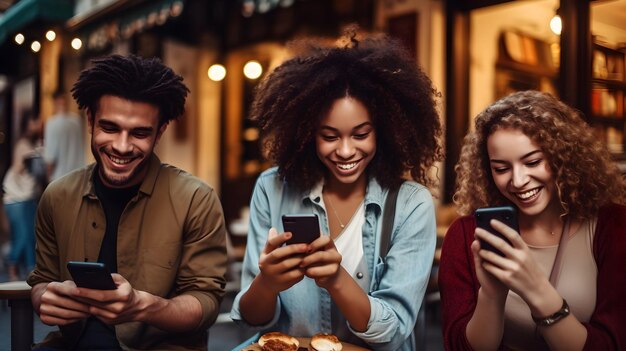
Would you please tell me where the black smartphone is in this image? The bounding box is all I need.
[281,214,320,245]
[474,205,520,256]
[67,261,117,290]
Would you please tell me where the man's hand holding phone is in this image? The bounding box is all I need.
[33,261,115,326]
[67,261,117,290]
[37,262,149,326]
[34,280,92,326]
[65,262,160,324]
[73,273,150,325]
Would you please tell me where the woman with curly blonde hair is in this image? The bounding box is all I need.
[439,90,626,350]
[230,27,442,351]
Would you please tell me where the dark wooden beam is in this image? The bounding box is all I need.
[449,0,510,11]
[558,0,591,117]
[444,2,470,203]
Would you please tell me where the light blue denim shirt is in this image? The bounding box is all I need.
[230,167,436,351]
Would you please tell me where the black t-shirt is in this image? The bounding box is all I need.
[93,172,140,272]
[75,170,140,350]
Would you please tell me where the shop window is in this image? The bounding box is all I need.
[469,0,560,120]
[590,1,626,156]
[495,30,558,99]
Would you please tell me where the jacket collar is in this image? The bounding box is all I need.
[301,176,385,211]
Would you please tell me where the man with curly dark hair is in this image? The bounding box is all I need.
[439,90,626,350]
[27,55,227,350]
[230,27,443,351]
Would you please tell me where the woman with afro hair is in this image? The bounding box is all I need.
[439,90,626,350]
[230,27,443,351]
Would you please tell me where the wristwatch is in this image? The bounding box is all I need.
[532,299,570,327]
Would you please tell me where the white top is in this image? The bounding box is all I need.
[333,201,366,278]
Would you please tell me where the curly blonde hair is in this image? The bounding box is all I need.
[454,90,625,218]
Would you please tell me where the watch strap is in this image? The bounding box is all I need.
[532,298,570,327]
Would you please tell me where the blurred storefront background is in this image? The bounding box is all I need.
[1,1,625,225]
[0,0,625,284]
[0,0,625,348]
[0,0,625,264]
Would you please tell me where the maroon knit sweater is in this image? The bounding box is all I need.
[439,203,626,350]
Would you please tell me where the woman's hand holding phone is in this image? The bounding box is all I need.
[300,235,343,290]
[474,206,519,256]
[474,219,554,304]
[239,228,311,326]
[256,228,309,294]
[473,206,520,297]
[282,214,320,245]
[471,225,510,300]
[280,214,342,289]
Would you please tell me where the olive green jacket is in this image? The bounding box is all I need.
[27,155,228,350]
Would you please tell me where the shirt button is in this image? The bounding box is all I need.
[356,272,363,279]
[92,222,97,228]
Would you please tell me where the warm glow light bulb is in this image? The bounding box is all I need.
[31,41,41,52]
[243,60,263,80]
[14,33,25,45]
[46,30,56,41]
[550,15,562,35]
[208,64,226,81]
[71,38,82,50]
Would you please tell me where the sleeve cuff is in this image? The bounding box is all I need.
[183,290,221,331]
[230,292,281,331]
[26,270,51,288]
[347,296,393,343]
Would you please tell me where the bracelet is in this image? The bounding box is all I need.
[532,298,570,327]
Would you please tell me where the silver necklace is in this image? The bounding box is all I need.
[325,194,345,228]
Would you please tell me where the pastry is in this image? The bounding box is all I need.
[258,332,299,351]
[309,333,342,351]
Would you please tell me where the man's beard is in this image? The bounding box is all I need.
[91,144,150,188]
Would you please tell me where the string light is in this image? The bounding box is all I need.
[31,41,41,52]
[45,30,56,41]
[71,38,82,50]
[550,7,562,36]
[208,64,226,81]
[14,33,24,45]
[243,60,263,80]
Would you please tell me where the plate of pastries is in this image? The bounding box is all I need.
[239,331,371,351]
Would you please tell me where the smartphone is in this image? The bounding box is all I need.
[282,214,320,245]
[474,205,520,256]
[67,261,117,290]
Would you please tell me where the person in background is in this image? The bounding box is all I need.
[27,54,227,350]
[0,195,9,273]
[2,110,42,281]
[44,90,85,182]
[439,90,626,350]
[230,27,443,351]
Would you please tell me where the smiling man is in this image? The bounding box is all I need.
[27,55,227,350]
